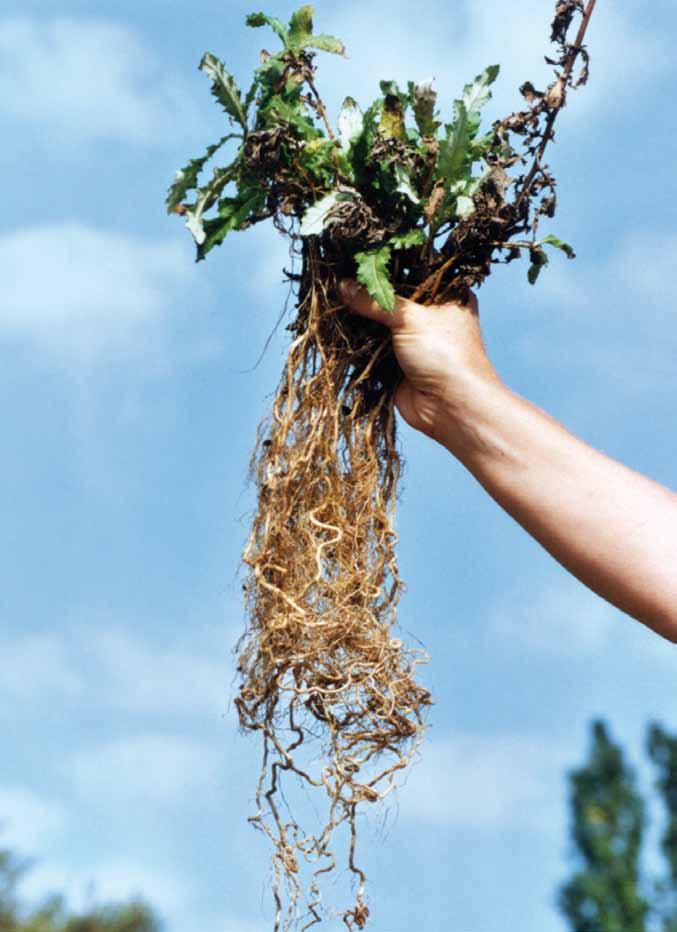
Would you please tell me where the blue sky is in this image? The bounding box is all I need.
[1,1,675,930]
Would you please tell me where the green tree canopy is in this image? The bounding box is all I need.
[0,847,161,932]
[558,719,677,932]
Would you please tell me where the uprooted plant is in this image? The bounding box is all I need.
[167,1,597,928]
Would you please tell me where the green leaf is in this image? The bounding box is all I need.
[338,96,364,152]
[166,134,240,214]
[244,79,259,117]
[350,100,382,186]
[538,233,576,259]
[299,139,337,188]
[305,34,346,55]
[183,162,242,246]
[299,191,342,236]
[196,187,266,261]
[389,229,426,250]
[436,101,473,185]
[354,247,395,312]
[393,163,420,204]
[408,79,440,137]
[199,53,249,130]
[528,247,549,284]
[462,64,500,114]
[288,5,314,45]
[262,95,321,139]
[246,12,289,45]
[285,5,346,55]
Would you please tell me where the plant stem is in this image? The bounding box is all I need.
[410,252,459,302]
[514,0,597,215]
[305,73,341,182]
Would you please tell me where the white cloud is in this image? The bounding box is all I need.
[487,575,677,663]
[0,634,85,711]
[65,733,222,804]
[0,17,204,146]
[0,623,238,722]
[488,577,618,656]
[83,627,230,719]
[399,732,573,834]
[0,223,199,363]
[0,787,65,850]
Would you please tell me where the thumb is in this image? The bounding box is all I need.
[339,279,410,329]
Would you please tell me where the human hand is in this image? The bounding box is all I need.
[339,280,501,443]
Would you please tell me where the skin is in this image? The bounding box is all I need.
[339,278,677,644]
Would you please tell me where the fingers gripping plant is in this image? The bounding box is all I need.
[167,2,596,928]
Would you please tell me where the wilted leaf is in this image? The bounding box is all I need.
[528,247,549,284]
[379,86,406,140]
[299,191,342,236]
[338,97,364,152]
[408,79,439,137]
[200,53,249,130]
[354,247,395,312]
[379,80,408,108]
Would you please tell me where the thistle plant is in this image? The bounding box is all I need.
[167,2,597,929]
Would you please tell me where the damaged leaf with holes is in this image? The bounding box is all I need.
[166,3,597,930]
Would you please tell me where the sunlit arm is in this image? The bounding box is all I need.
[436,374,677,644]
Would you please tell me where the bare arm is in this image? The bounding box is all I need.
[339,279,677,644]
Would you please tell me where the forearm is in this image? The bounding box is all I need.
[436,374,677,643]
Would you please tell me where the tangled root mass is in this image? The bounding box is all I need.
[235,240,432,930]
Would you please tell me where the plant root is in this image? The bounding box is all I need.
[235,239,432,930]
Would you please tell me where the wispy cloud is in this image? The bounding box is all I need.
[0,222,203,364]
[0,621,236,720]
[0,634,85,712]
[398,731,574,834]
[0,787,65,850]
[487,574,677,664]
[0,17,205,147]
[82,627,230,719]
[488,577,618,657]
[65,733,222,804]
